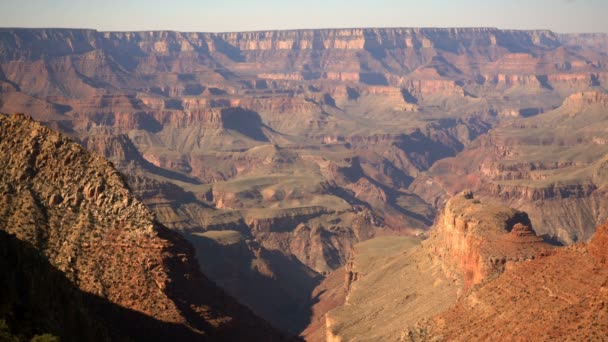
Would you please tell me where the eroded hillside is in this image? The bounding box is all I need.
[0,114,286,341]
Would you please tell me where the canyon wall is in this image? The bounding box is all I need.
[321,192,608,341]
[415,91,608,244]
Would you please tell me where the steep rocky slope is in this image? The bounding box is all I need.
[1,27,608,333]
[0,229,111,341]
[427,192,550,288]
[413,223,608,341]
[0,114,286,341]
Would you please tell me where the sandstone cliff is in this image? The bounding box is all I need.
[316,191,607,341]
[426,192,549,288]
[413,221,608,341]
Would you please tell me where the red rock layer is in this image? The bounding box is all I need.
[415,222,608,341]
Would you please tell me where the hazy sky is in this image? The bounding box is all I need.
[1,0,606,33]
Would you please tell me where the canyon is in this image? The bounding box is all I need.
[415,90,608,244]
[0,27,607,339]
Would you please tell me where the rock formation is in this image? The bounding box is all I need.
[0,114,286,341]
[312,192,551,340]
[427,192,550,288]
[412,222,608,341]
[315,192,606,341]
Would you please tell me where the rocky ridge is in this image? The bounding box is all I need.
[311,192,551,341]
[412,222,608,341]
[426,192,550,289]
[0,113,286,341]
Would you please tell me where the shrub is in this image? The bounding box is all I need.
[31,333,60,342]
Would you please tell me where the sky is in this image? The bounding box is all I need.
[0,0,607,33]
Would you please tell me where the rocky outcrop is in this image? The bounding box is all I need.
[314,193,550,341]
[244,207,330,233]
[316,192,608,341]
[0,114,286,341]
[404,79,465,98]
[415,221,608,341]
[426,192,550,288]
[562,90,608,109]
[485,182,597,201]
[547,72,598,89]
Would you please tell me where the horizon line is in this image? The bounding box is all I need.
[0,26,604,35]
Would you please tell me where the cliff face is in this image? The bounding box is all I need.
[426,192,549,288]
[0,27,589,103]
[214,28,558,51]
[0,27,559,62]
[317,192,608,341]
[0,114,285,341]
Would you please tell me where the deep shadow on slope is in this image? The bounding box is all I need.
[0,114,289,342]
[186,232,320,335]
[336,157,434,225]
[0,230,211,342]
[221,108,269,142]
[157,225,295,341]
[81,132,203,185]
